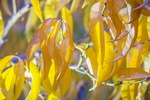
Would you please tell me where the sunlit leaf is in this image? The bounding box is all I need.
[0,88,5,100]
[48,59,57,87]
[30,0,43,21]
[40,42,51,79]
[0,10,4,40]
[117,68,150,81]
[14,60,25,100]
[127,44,143,68]
[86,47,98,77]
[42,77,54,94]
[2,66,15,91]
[60,68,71,96]
[48,93,58,100]
[113,20,138,61]
[61,7,73,33]
[57,22,74,81]
[90,2,114,86]
[44,0,60,19]
[26,62,41,100]
[0,56,14,71]
[90,2,104,86]
[137,16,149,42]
[121,81,138,100]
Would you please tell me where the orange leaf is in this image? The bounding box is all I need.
[117,68,150,81]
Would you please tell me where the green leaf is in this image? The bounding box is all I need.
[14,60,25,100]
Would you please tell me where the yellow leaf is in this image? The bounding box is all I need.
[117,68,150,81]
[42,77,54,94]
[90,2,104,86]
[48,93,58,100]
[97,32,114,85]
[61,7,73,33]
[41,42,51,79]
[90,3,115,87]
[113,21,138,61]
[0,55,14,71]
[127,44,143,68]
[48,59,57,87]
[26,62,41,100]
[70,0,80,13]
[121,81,138,100]
[30,0,43,21]
[44,0,59,19]
[2,66,15,91]
[0,10,4,40]
[83,4,90,32]
[137,16,149,42]
[86,47,98,77]
[57,22,74,81]
[60,68,71,96]
[0,89,5,100]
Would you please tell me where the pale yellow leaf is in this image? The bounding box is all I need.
[137,16,149,42]
[61,7,73,33]
[0,10,4,40]
[48,59,56,87]
[121,81,138,100]
[26,62,41,100]
[2,66,15,91]
[0,55,14,71]
[44,0,59,19]
[48,93,58,100]
[0,90,5,100]
[30,0,43,21]
[14,60,25,100]
[86,47,98,77]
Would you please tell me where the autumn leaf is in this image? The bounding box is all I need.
[61,7,73,33]
[107,0,125,39]
[90,2,114,86]
[86,47,98,77]
[30,0,43,21]
[0,10,4,40]
[117,68,150,81]
[26,62,41,100]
